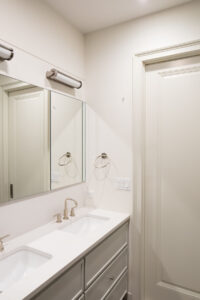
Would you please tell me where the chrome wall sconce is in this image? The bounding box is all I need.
[0,43,14,61]
[46,69,82,89]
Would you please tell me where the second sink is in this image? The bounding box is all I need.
[60,215,109,235]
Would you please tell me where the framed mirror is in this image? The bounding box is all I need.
[0,74,85,204]
[51,91,85,190]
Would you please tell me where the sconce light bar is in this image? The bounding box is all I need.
[0,43,14,61]
[46,69,82,89]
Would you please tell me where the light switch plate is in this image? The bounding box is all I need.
[114,177,131,191]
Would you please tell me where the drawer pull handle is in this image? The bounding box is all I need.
[107,276,115,281]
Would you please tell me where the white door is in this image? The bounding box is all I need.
[8,87,49,199]
[145,55,200,300]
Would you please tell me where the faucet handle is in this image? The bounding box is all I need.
[70,207,76,217]
[0,234,10,252]
[53,213,62,223]
[0,234,10,241]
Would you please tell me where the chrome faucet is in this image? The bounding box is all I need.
[63,198,78,219]
[0,234,10,252]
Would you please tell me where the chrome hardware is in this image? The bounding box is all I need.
[100,152,108,159]
[94,152,111,168]
[0,234,10,252]
[58,152,72,166]
[53,213,62,223]
[107,275,115,281]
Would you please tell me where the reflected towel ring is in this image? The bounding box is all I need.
[58,152,72,166]
[94,153,111,169]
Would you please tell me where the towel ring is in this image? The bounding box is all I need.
[94,153,111,168]
[58,152,72,166]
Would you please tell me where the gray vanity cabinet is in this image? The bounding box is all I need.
[85,222,128,288]
[32,260,84,300]
[31,222,129,300]
[85,248,128,300]
[105,272,128,300]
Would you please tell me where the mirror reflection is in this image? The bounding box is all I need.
[0,74,85,204]
[51,92,83,189]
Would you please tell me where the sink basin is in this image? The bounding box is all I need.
[60,215,109,235]
[0,247,51,292]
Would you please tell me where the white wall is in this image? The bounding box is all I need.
[0,0,86,239]
[85,0,200,296]
[85,0,200,212]
[0,0,84,79]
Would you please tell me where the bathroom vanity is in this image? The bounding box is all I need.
[0,65,129,300]
[0,209,129,300]
[32,222,128,300]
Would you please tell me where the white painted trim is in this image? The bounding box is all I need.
[135,39,200,64]
[2,89,9,202]
[42,89,50,191]
[0,81,33,92]
[132,39,200,300]
[0,87,3,203]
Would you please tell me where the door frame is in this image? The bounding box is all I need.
[132,39,200,300]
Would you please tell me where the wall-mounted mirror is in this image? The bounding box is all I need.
[51,91,84,190]
[0,74,85,204]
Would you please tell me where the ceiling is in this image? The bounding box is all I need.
[43,0,192,34]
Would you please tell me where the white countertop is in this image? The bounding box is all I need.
[0,208,130,300]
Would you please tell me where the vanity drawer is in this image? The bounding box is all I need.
[105,272,128,300]
[85,248,128,300]
[32,260,84,300]
[85,222,128,287]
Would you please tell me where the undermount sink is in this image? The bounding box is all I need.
[60,215,109,235]
[0,247,51,293]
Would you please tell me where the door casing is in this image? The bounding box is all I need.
[132,39,200,300]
